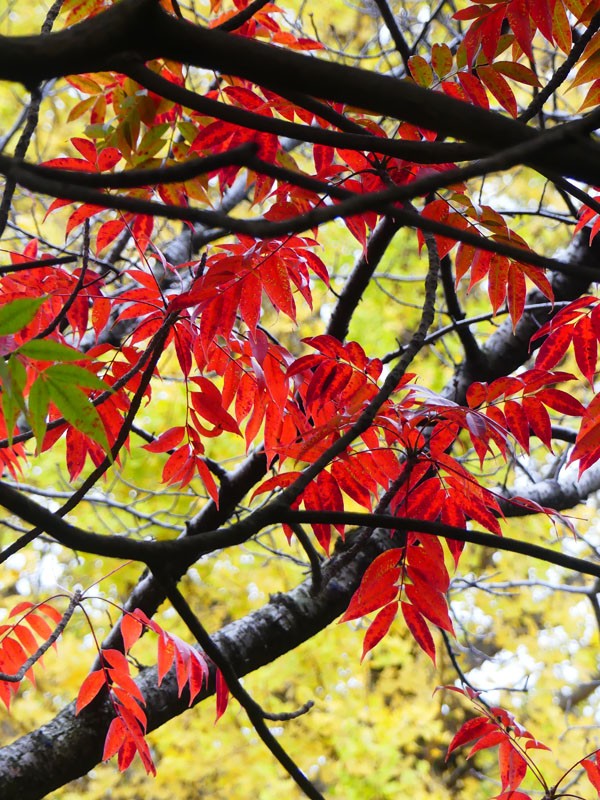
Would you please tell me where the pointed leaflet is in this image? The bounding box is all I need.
[498,739,528,792]
[340,549,403,622]
[404,577,454,634]
[534,316,584,373]
[401,602,436,663]
[446,716,495,759]
[536,387,585,416]
[522,396,552,449]
[504,399,530,452]
[361,602,398,661]
[573,314,597,383]
[406,538,450,593]
[121,613,144,652]
[582,757,600,794]
[76,669,107,713]
[103,716,127,761]
[302,469,345,553]
[215,668,229,722]
[467,729,507,756]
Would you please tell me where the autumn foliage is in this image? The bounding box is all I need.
[2,0,600,797]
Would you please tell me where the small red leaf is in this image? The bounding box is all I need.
[76,670,107,713]
[574,314,597,383]
[361,602,398,661]
[340,549,402,622]
[446,716,493,759]
[215,668,229,722]
[121,613,144,653]
[401,602,436,663]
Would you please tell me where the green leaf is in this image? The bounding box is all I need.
[45,378,110,453]
[28,377,50,452]
[45,364,110,392]
[0,297,46,335]
[8,356,27,398]
[18,339,88,362]
[0,356,28,445]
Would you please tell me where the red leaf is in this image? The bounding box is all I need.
[340,549,402,622]
[33,602,63,624]
[25,613,53,641]
[72,137,98,163]
[404,579,454,634]
[103,717,127,761]
[522,396,552,449]
[498,739,528,790]
[504,399,530,452]
[537,388,585,416]
[574,314,597,383]
[121,614,144,652]
[534,325,573,370]
[582,758,600,794]
[215,668,229,722]
[76,670,107,713]
[506,262,526,326]
[157,633,176,684]
[143,426,186,453]
[96,220,127,255]
[66,203,105,236]
[506,0,534,58]
[361,602,398,661]
[401,602,436,663]
[468,729,506,756]
[446,716,493,759]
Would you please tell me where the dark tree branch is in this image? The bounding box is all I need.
[156,575,326,800]
[439,253,483,367]
[1,0,600,182]
[326,215,403,342]
[372,0,411,71]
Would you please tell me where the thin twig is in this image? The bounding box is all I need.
[0,590,82,682]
